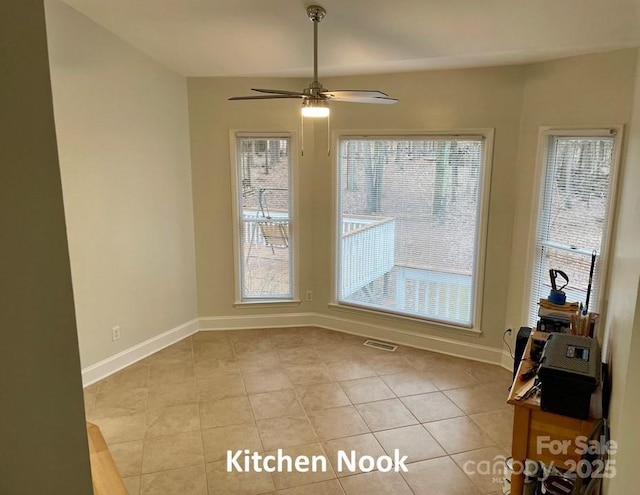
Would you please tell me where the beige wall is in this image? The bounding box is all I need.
[45,0,198,367]
[189,66,526,350]
[0,1,92,493]
[606,280,640,493]
[505,49,637,332]
[604,49,640,494]
[188,76,313,316]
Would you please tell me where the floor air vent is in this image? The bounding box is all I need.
[363,339,398,352]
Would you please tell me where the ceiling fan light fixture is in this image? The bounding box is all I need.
[301,98,330,118]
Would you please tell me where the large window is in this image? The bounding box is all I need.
[528,129,621,325]
[336,134,491,327]
[233,134,294,301]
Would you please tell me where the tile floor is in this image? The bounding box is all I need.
[84,327,514,495]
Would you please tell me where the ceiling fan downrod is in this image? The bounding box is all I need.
[307,5,326,91]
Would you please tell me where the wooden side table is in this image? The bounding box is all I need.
[507,332,598,495]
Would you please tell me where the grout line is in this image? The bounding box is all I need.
[187,335,212,494]
[131,360,153,483]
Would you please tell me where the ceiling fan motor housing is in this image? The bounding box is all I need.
[307,5,326,23]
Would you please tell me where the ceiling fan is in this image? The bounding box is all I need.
[229,5,398,118]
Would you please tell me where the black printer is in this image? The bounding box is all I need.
[538,333,600,419]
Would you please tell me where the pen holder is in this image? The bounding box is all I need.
[548,289,566,305]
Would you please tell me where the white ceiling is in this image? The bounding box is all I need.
[59,0,640,78]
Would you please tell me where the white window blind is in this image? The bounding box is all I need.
[337,136,488,327]
[528,132,618,325]
[235,136,293,301]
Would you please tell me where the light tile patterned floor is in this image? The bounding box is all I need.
[84,327,513,495]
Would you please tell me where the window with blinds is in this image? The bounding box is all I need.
[528,131,620,325]
[336,135,491,327]
[234,135,294,301]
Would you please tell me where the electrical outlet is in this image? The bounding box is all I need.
[505,327,513,343]
[304,290,313,302]
[112,325,121,341]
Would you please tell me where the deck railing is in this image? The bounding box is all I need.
[243,210,289,246]
[340,215,395,298]
[243,211,396,300]
[395,266,472,324]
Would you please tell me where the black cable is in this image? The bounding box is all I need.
[503,328,514,359]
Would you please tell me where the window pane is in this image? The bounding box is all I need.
[337,137,486,326]
[543,137,613,251]
[237,137,292,300]
[528,135,615,325]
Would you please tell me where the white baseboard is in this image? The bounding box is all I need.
[199,312,314,330]
[501,349,515,372]
[314,313,505,365]
[82,318,199,387]
[199,312,506,366]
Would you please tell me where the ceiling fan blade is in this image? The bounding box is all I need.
[251,88,306,96]
[328,96,398,104]
[320,90,392,99]
[228,95,304,101]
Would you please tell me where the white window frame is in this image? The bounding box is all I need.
[331,129,495,331]
[229,130,300,306]
[524,126,623,327]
